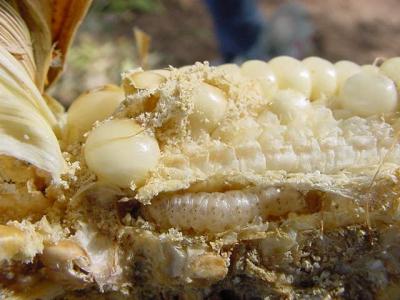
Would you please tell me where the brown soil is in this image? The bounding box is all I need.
[300,0,400,64]
[129,0,400,65]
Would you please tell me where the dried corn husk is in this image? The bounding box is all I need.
[0,1,35,80]
[0,0,91,179]
[0,46,64,178]
[11,0,92,91]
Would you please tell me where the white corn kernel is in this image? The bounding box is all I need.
[334,60,361,94]
[67,85,125,142]
[216,63,242,81]
[125,70,167,90]
[152,69,171,78]
[0,225,24,261]
[241,60,278,99]
[361,64,380,73]
[339,70,398,117]
[41,240,92,288]
[84,119,161,188]
[269,90,311,124]
[302,56,337,100]
[216,63,241,74]
[268,56,311,97]
[187,253,227,281]
[189,82,227,133]
[380,57,400,88]
[41,240,89,268]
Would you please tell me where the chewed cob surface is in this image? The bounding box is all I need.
[2,31,400,299]
[110,59,400,204]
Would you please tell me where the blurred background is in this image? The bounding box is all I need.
[50,0,400,105]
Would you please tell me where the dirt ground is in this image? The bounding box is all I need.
[51,0,400,104]
[299,0,400,63]
[124,0,400,66]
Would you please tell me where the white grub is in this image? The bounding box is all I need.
[144,187,307,233]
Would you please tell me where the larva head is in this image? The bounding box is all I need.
[84,118,161,189]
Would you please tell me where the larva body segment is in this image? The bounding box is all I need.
[145,187,307,233]
[146,190,262,232]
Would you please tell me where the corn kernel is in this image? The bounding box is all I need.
[216,63,242,80]
[67,85,125,142]
[334,60,361,94]
[41,240,89,268]
[361,64,380,73]
[268,56,311,97]
[303,56,337,100]
[380,57,400,88]
[269,90,310,123]
[241,60,277,99]
[152,69,171,78]
[0,225,24,261]
[84,118,161,188]
[125,70,167,90]
[189,82,227,133]
[40,240,92,288]
[339,70,397,117]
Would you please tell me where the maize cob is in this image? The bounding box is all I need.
[14,57,400,299]
[3,56,400,298]
[1,2,400,298]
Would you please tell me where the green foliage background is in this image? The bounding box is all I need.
[92,0,162,13]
